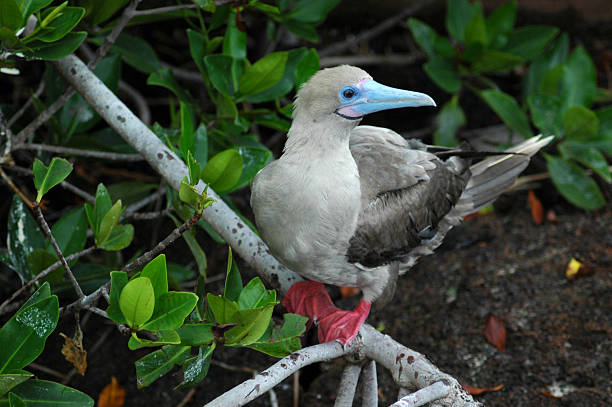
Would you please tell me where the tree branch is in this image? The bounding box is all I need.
[14,143,144,161]
[361,360,378,407]
[335,363,362,406]
[51,53,480,407]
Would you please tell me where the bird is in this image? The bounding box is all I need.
[250,65,551,346]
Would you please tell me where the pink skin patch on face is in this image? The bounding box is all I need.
[336,77,372,119]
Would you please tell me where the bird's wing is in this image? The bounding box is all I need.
[347,125,471,267]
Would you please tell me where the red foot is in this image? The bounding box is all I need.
[283,281,371,345]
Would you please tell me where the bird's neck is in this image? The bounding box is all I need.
[283,114,357,157]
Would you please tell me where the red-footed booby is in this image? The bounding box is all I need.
[251,65,551,345]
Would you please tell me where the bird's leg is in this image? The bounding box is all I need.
[283,281,371,345]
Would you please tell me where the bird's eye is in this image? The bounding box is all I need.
[341,87,357,100]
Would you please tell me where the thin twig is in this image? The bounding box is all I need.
[0,166,35,208]
[119,80,152,125]
[293,371,299,407]
[123,210,203,274]
[335,363,362,407]
[176,388,197,407]
[15,143,144,161]
[0,246,96,315]
[28,363,68,381]
[124,189,166,215]
[390,380,452,407]
[0,109,14,161]
[127,208,172,220]
[320,53,423,68]
[7,77,46,127]
[318,0,433,57]
[133,4,197,16]
[34,205,85,298]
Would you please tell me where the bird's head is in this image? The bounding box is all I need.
[293,65,436,124]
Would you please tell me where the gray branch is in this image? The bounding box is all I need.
[51,54,480,407]
[335,363,362,407]
[361,360,378,407]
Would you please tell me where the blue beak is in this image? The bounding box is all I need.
[336,80,436,119]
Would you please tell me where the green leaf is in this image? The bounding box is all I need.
[0,372,33,397]
[524,32,569,97]
[502,25,558,60]
[224,303,275,345]
[234,146,273,190]
[207,294,238,325]
[238,52,288,98]
[423,56,461,94]
[176,324,214,346]
[128,330,180,350]
[111,33,161,74]
[36,6,85,42]
[200,149,243,194]
[407,18,438,57]
[203,54,235,97]
[179,179,203,208]
[26,249,58,282]
[8,391,27,407]
[106,271,128,325]
[179,226,207,276]
[471,49,524,74]
[6,195,45,282]
[546,155,606,210]
[107,181,157,207]
[224,248,242,301]
[528,93,562,136]
[141,292,198,331]
[176,345,214,389]
[446,0,473,43]
[179,102,195,160]
[236,278,268,309]
[247,313,308,357]
[284,0,339,23]
[562,106,599,140]
[147,67,192,103]
[140,254,168,302]
[85,0,129,26]
[119,277,155,329]
[21,0,54,22]
[481,89,533,138]
[560,46,597,112]
[96,199,122,246]
[464,5,487,47]
[0,0,23,32]
[187,29,207,76]
[22,31,86,60]
[0,288,58,374]
[223,12,246,60]
[32,157,73,202]
[49,207,87,257]
[135,345,190,388]
[85,183,112,236]
[485,0,516,49]
[559,142,611,182]
[193,123,208,167]
[5,379,93,406]
[294,49,319,90]
[98,224,133,251]
[434,95,464,147]
[597,105,612,140]
[282,18,318,42]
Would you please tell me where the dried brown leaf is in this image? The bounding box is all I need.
[528,189,544,225]
[484,314,506,352]
[98,376,126,407]
[339,286,360,299]
[462,383,504,395]
[59,324,87,375]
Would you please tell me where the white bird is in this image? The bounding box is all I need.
[251,65,551,345]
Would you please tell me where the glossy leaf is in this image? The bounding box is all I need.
[225,303,275,345]
[481,89,533,138]
[140,292,198,331]
[294,49,320,90]
[85,0,129,26]
[223,12,246,60]
[0,372,33,397]
[446,0,473,43]
[471,50,524,74]
[434,95,464,147]
[0,285,58,374]
[502,25,558,60]
[559,142,612,182]
[179,102,195,160]
[224,248,242,301]
[284,0,339,24]
[546,155,605,210]
[283,18,318,42]
[176,345,215,389]
[140,254,168,302]
[106,271,128,325]
[485,0,516,49]
[562,106,599,140]
[177,324,214,346]
[207,294,238,325]
[238,52,288,97]
[527,93,562,136]
[408,18,438,57]
[560,46,597,112]
[119,277,155,329]
[203,54,235,97]
[98,224,133,251]
[0,0,22,32]
[135,345,190,388]
[464,6,487,48]
[424,56,461,94]
[200,149,243,194]
[234,146,272,189]
[85,184,112,236]
[524,33,569,97]
[97,200,123,246]
[147,67,192,103]
[248,313,308,357]
[193,124,208,166]
[36,6,85,42]
[6,195,45,282]
[111,33,161,74]
[127,330,180,350]
[5,379,93,406]
[187,29,207,76]
[237,278,268,309]
[22,31,86,60]
[32,157,73,202]
[48,207,87,258]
